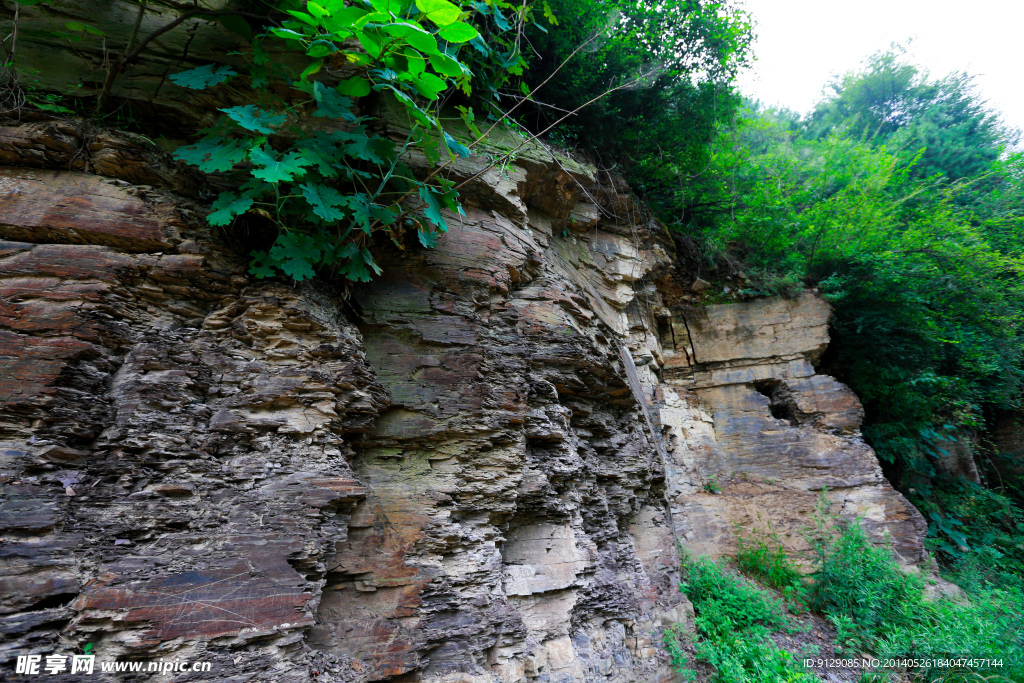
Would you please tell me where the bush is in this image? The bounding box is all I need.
[678,552,815,683]
[810,523,1024,681]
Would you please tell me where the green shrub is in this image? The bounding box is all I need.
[810,522,1024,681]
[735,522,805,600]
[677,552,815,683]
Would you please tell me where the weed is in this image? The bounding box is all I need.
[674,551,815,683]
[735,520,805,604]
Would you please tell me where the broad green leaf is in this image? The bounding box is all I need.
[300,183,349,221]
[419,185,449,231]
[270,27,307,41]
[269,232,321,280]
[337,130,390,164]
[294,133,345,177]
[324,6,368,32]
[415,0,462,26]
[207,193,254,226]
[306,39,338,57]
[300,59,323,81]
[249,145,310,182]
[313,81,354,118]
[383,22,439,54]
[355,30,382,59]
[286,10,319,26]
[428,52,463,78]
[169,64,237,90]
[444,131,471,158]
[337,76,372,97]
[371,0,409,15]
[404,47,427,75]
[173,137,251,172]
[307,2,329,18]
[221,105,286,133]
[249,250,277,279]
[438,22,478,43]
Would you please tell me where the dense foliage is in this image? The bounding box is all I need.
[727,519,1024,682]
[518,0,754,219]
[671,552,814,683]
[165,0,557,281]
[680,49,1024,572]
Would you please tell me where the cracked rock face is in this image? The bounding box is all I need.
[0,122,925,682]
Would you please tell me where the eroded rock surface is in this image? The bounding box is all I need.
[0,122,926,682]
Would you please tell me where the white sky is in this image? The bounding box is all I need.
[734,0,1024,133]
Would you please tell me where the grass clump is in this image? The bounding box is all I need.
[676,551,816,683]
[735,521,805,602]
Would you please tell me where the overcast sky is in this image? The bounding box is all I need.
[734,0,1024,133]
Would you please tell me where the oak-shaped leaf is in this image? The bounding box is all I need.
[221,105,287,133]
[207,192,254,226]
[173,137,251,172]
[169,64,237,90]
[249,145,310,182]
[300,183,350,221]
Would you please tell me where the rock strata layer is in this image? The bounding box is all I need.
[0,123,925,682]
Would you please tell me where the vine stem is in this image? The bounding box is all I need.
[94,0,147,116]
[92,6,275,117]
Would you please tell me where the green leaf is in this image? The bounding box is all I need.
[294,133,345,177]
[300,183,349,221]
[300,59,323,81]
[324,6,368,32]
[370,0,409,15]
[307,2,329,18]
[169,64,237,90]
[404,47,427,75]
[269,232,321,280]
[355,30,383,58]
[221,105,286,133]
[173,138,252,172]
[428,52,463,78]
[419,185,449,232]
[337,130,390,164]
[383,22,439,53]
[313,81,354,118]
[437,21,478,43]
[249,145,310,182]
[443,131,471,158]
[249,250,278,279]
[207,192,254,226]
[337,247,382,281]
[414,0,462,26]
[418,226,438,248]
[270,27,308,41]
[286,10,320,26]
[307,39,338,57]
[386,87,436,127]
[337,76,372,97]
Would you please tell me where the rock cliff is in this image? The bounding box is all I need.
[0,119,926,682]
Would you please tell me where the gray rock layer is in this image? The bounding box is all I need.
[0,122,925,683]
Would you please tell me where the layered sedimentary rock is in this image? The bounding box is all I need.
[0,119,925,682]
[650,294,927,567]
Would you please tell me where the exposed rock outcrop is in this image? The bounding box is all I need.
[0,120,927,682]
